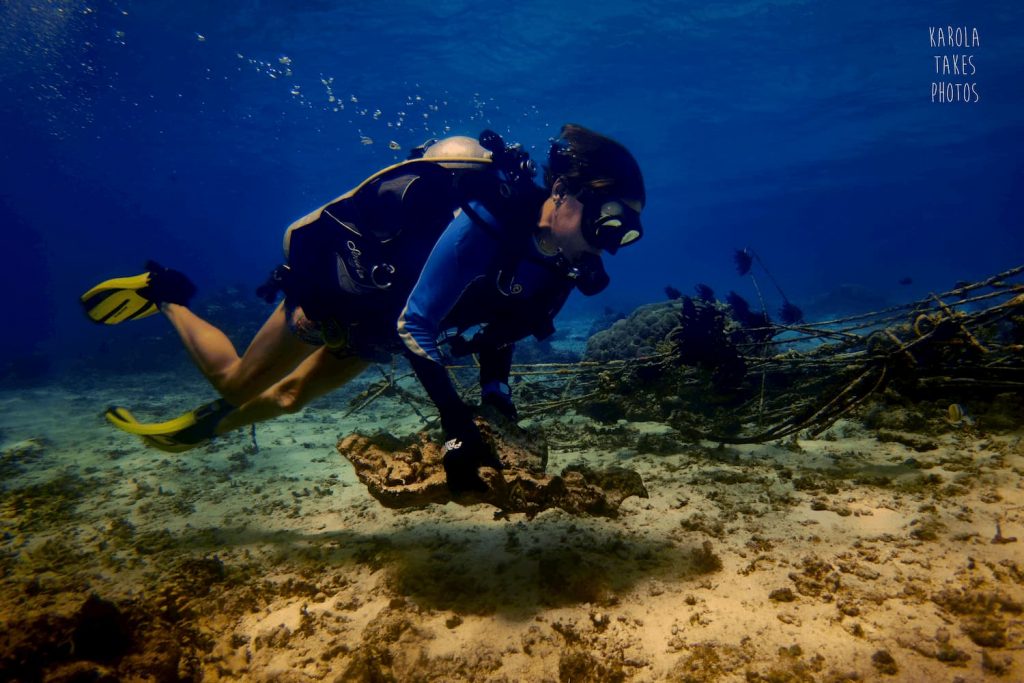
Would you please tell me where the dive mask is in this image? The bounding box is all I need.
[579,192,643,254]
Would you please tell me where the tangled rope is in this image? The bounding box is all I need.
[344,264,1024,443]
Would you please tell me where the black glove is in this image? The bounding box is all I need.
[479,344,517,421]
[480,381,518,421]
[405,350,504,494]
[442,418,502,495]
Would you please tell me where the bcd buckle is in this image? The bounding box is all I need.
[371,263,395,289]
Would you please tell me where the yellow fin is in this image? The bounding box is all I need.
[105,406,199,436]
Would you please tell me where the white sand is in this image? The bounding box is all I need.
[1,372,1021,681]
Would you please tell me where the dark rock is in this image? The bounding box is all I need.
[871,649,898,675]
[559,648,626,683]
[769,587,796,602]
[579,399,626,424]
[789,557,840,598]
[0,593,183,682]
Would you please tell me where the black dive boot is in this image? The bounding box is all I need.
[139,260,197,307]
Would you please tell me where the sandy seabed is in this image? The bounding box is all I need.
[0,370,1021,682]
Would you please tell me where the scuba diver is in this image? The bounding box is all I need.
[81,123,646,493]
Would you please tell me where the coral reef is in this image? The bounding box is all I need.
[338,412,648,518]
[573,266,1024,443]
[585,301,681,362]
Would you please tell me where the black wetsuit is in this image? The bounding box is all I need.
[397,200,574,427]
[282,182,575,428]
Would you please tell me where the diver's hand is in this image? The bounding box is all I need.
[480,382,518,421]
[442,420,502,495]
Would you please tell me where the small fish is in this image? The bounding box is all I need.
[360,136,373,145]
[947,403,974,426]
[388,140,401,151]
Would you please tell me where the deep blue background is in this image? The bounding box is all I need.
[2,0,1021,374]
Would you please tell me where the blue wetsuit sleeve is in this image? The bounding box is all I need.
[398,205,500,364]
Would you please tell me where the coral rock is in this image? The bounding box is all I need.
[338,416,647,518]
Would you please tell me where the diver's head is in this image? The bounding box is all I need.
[541,123,646,257]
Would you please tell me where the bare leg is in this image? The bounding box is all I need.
[215,348,370,433]
[162,301,315,405]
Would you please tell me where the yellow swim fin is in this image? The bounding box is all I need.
[105,405,199,435]
[105,399,234,453]
[80,273,159,325]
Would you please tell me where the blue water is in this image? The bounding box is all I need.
[1,0,1022,373]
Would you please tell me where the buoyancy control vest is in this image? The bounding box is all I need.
[285,158,476,320]
[271,133,546,327]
